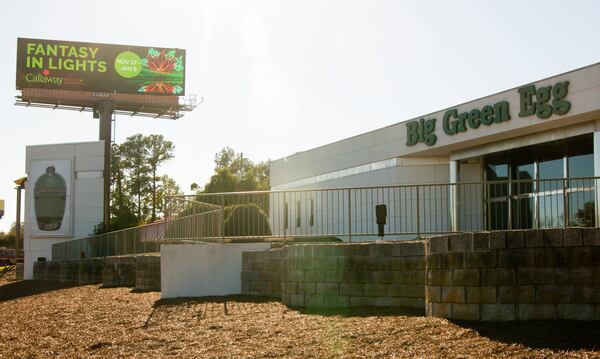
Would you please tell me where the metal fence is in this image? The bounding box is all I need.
[189,177,599,240]
[52,177,600,260]
[52,197,223,260]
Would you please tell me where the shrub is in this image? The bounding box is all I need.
[224,203,272,237]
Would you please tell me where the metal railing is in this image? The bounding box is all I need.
[52,197,223,260]
[188,177,599,240]
[52,177,599,260]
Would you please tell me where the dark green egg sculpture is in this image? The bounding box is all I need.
[34,165,67,231]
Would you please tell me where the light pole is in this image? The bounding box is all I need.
[14,177,26,276]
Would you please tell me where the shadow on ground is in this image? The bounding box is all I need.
[152,294,280,308]
[296,306,425,318]
[453,320,600,351]
[0,280,79,302]
[154,295,424,318]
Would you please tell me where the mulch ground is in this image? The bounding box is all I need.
[0,271,599,358]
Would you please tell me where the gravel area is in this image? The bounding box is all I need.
[0,276,599,358]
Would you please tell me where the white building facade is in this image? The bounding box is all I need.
[23,141,104,279]
[270,63,600,240]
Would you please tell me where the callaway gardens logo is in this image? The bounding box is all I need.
[25,69,82,86]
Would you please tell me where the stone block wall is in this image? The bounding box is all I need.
[280,241,425,309]
[78,258,104,284]
[135,255,161,291]
[425,229,600,321]
[241,249,282,298]
[33,261,46,280]
[58,260,80,283]
[33,255,159,290]
[46,261,60,281]
[102,256,137,287]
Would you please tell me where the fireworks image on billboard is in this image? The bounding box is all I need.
[114,48,185,95]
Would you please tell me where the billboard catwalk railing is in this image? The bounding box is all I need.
[52,177,599,260]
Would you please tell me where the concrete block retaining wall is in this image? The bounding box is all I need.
[33,255,160,291]
[102,256,137,287]
[135,255,161,291]
[58,260,80,283]
[241,249,282,298]
[425,229,600,321]
[79,258,104,284]
[280,241,425,309]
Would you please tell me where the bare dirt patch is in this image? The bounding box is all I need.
[0,279,598,358]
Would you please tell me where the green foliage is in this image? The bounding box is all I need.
[109,133,179,229]
[155,175,182,216]
[0,222,23,248]
[223,204,272,237]
[201,147,270,193]
[574,201,595,227]
[146,135,175,221]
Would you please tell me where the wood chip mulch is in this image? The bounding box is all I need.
[0,273,599,358]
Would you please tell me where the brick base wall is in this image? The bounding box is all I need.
[79,258,104,284]
[33,255,160,291]
[102,256,137,287]
[280,242,425,309]
[135,255,161,291]
[425,229,600,321]
[58,260,80,283]
[241,249,282,298]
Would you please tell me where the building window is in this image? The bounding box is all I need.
[483,134,594,230]
[284,203,288,230]
[296,201,301,228]
[309,198,314,227]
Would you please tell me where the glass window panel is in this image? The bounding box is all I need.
[486,163,508,198]
[568,153,593,187]
[539,194,564,228]
[511,198,534,229]
[568,190,595,227]
[512,162,535,195]
[488,201,508,230]
[539,158,563,180]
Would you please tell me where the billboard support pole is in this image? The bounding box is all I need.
[98,100,113,228]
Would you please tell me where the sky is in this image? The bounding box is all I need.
[1,0,600,232]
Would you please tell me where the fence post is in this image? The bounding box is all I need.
[164,201,168,242]
[284,193,287,243]
[563,178,568,227]
[416,185,421,239]
[347,188,352,242]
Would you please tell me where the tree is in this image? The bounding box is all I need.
[203,168,238,193]
[146,135,175,221]
[155,175,182,217]
[201,147,270,193]
[120,134,152,220]
[574,201,595,227]
[0,222,24,248]
[107,133,179,230]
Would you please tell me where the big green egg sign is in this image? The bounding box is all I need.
[405,81,571,146]
[16,38,185,95]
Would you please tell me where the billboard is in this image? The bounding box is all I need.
[16,38,185,96]
[28,159,72,237]
[0,199,4,220]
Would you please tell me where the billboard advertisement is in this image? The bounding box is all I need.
[16,38,185,95]
[28,159,72,237]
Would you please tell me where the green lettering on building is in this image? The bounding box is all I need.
[406,118,437,146]
[405,80,571,147]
